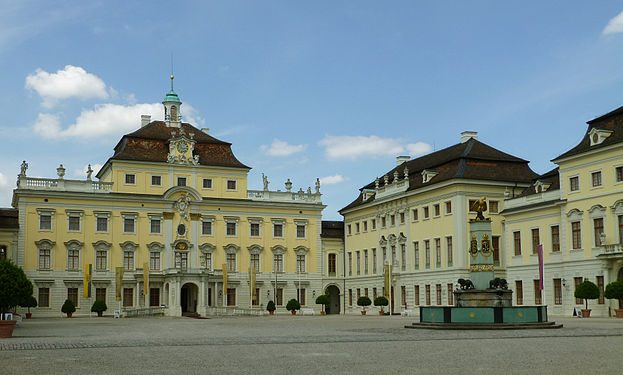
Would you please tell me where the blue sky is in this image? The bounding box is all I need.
[2,1,623,219]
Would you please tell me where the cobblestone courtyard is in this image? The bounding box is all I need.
[2,314,622,374]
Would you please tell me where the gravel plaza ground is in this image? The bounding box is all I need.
[1,313,622,375]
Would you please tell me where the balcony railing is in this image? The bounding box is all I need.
[17,176,113,193]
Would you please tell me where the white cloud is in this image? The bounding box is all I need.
[25,65,109,107]
[260,139,307,156]
[603,11,623,35]
[320,174,348,185]
[33,113,63,139]
[318,135,404,160]
[407,142,432,156]
[73,164,103,178]
[0,172,12,207]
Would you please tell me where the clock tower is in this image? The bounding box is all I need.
[163,75,182,127]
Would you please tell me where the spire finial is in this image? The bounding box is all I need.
[170,74,174,91]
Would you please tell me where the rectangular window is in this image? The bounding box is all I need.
[125,174,135,184]
[202,178,212,189]
[574,277,583,304]
[68,216,80,232]
[347,224,351,235]
[381,216,386,228]
[296,225,306,238]
[201,252,211,270]
[571,221,581,249]
[363,221,368,232]
[436,284,442,305]
[296,254,305,273]
[40,214,52,230]
[226,288,236,306]
[274,254,283,273]
[391,246,396,266]
[372,248,377,274]
[445,201,452,214]
[515,281,523,305]
[414,285,420,306]
[39,249,51,269]
[401,245,406,271]
[425,240,430,268]
[226,222,236,236]
[425,285,431,305]
[617,166,623,182]
[227,253,236,272]
[227,180,237,190]
[447,283,453,305]
[390,215,395,226]
[123,218,135,233]
[297,288,306,306]
[373,287,377,300]
[364,249,369,274]
[96,250,107,271]
[177,177,186,186]
[423,206,429,219]
[435,238,441,267]
[597,276,605,304]
[371,219,376,230]
[349,289,353,306]
[348,252,352,276]
[413,242,419,269]
[492,236,500,264]
[38,288,50,308]
[446,237,453,266]
[273,224,283,237]
[551,226,560,252]
[531,228,540,254]
[150,288,160,307]
[276,288,283,306]
[364,288,368,297]
[202,221,212,235]
[554,279,562,305]
[328,253,336,275]
[401,285,406,305]
[355,223,360,233]
[594,218,604,247]
[250,223,260,237]
[620,215,623,244]
[123,251,134,270]
[68,288,78,307]
[489,201,499,214]
[151,175,161,186]
[534,280,542,305]
[412,208,418,221]
[250,254,260,272]
[150,219,161,234]
[252,288,260,306]
[569,176,579,192]
[96,217,108,232]
[433,204,440,217]
[96,288,106,302]
[67,250,79,270]
[400,212,405,224]
[150,251,161,271]
[513,231,521,256]
[591,171,602,187]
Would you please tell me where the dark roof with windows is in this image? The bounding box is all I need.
[553,105,623,161]
[516,167,560,198]
[340,138,538,213]
[0,209,18,229]
[321,221,344,239]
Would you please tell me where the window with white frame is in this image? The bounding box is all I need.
[272,245,286,272]
[225,217,238,237]
[147,242,163,271]
[65,240,83,271]
[413,241,419,269]
[249,218,262,237]
[121,241,137,270]
[445,201,452,214]
[489,201,499,214]
[36,239,54,270]
[591,171,602,187]
[94,211,110,233]
[151,175,162,186]
[295,220,307,239]
[93,240,111,271]
[273,219,285,238]
[149,214,162,234]
[125,173,136,185]
[616,166,623,183]
[201,216,214,236]
[37,209,55,231]
[569,176,579,192]
[177,177,187,186]
[66,210,83,232]
[224,244,239,272]
[226,179,237,190]
[296,254,306,273]
[202,178,213,189]
[122,212,138,234]
[199,243,215,270]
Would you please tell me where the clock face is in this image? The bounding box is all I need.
[177,141,188,153]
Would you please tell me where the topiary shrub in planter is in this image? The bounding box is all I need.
[0,259,33,337]
[574,280,600,317]
[21,295,37,319]
[357,296,372,315]
[605,280,623,318]
[91,300,107,317]
[315,294,330,315]
[266,300,276,315]
[374,296,389,315]
[286,299,300,315]
[61,299,76,318]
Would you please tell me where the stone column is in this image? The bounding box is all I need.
[468,219,494,290]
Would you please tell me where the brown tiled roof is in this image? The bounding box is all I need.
[0,208,18,229]
[516,167,560,197]
[553,105,623,161]
[108,121,249,169]
[321,221,344,239]
[340,138,537,213]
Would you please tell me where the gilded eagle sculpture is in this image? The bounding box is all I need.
[470,197,487,220]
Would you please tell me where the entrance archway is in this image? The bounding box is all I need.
[325,285,341,315]
[181,283,198,315]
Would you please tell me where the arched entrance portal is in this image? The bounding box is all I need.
[181,283,198,315]
[325,285,341,315]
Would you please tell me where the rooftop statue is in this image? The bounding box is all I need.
[470,197,487,220]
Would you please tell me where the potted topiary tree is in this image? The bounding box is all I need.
[374,296,389,315]
[0,259,33,338]
[61,299,76,318]
[286,298,300,315]
[315,294,330,316]
[21,295,37,319]
[604,280,623,318]
[357,296,372,315]
[266,300,276,315]
[574,280,600,318]
[91,300,107,317]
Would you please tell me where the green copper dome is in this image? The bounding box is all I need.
[163,75,181,103]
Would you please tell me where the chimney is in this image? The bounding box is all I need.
[141,115,151,127]
[396,156,410,166]
[460,131,478,143]
[201,128,210,135]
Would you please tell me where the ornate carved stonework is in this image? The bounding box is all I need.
[167,128,200,165]
[470,264,495,272]
[481,233,491,256]
[470,235,478,255]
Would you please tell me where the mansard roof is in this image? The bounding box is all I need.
[321,220,344,239]
[516,167,560,198]
[0,208,18,229]
[340,138,537,213]
[553,105,623,161]
[103,121,249,172]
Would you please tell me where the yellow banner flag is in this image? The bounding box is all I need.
[83,264,92,298]
[222,263,228,300]
[384,264,392,298]
[249,267,256,304]
[143,262,149,296]
[116,267,124,301]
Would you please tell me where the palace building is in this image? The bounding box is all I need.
[5,78,326,317]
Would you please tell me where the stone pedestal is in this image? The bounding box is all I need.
[468,219,494,290]
[454,289,512,307]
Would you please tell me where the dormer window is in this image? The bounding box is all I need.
[533,180,551,193]
[588,128,613,146]
[421,169,438,183]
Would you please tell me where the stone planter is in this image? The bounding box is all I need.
[320,311,326,316]
[581,309,591,318]
[361,310,366,315]
[268,311,274,315]
[614,309,623,318]
[379,311,385,316]
[66,312,72,318]
[0,320,17,338]
[97,312,103,317]
[25,313,32,319]
[290,310,296,315]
